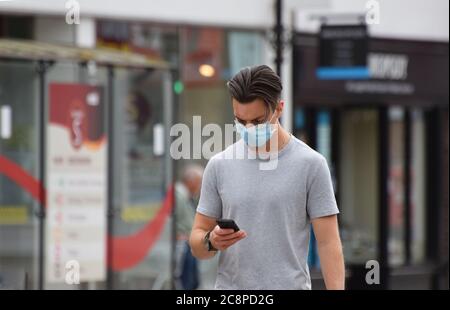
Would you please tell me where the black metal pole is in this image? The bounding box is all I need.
[171,69,178,290]
[168,75,177,290]
[37,60,48,290]
[169,27,181,291]
[425,107,443,289]
[378,106,389,289]
[170,144,177,291]
[106,66,115,290]
[331,109,340,205]
[274,0,283,78]
[404,109,412,265]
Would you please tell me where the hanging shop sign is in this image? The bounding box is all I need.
[317,24,369,80]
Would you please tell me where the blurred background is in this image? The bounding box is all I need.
[0,0,448,290]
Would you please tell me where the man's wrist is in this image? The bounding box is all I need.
[204,230,218,252]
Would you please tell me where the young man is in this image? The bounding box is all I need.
[189,65,345,290]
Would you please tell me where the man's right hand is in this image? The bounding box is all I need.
[209,225,247,251]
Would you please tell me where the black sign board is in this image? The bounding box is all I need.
[293,32,449,106]
[317,24,369,79]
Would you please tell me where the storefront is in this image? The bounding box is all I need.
[0,39,172,290]
[0,16,269,290]
[293,33,449,289]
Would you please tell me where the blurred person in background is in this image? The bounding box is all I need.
[189,65,345,290]
[175,164,204,290]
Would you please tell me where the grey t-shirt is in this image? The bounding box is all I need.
[196,136,339,290]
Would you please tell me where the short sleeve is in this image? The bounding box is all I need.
[306,156,339,219]
[196,157,222,219]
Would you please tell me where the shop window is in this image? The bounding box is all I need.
[339,109,379,264]
[111,68,168,289]
[0,60,39,289]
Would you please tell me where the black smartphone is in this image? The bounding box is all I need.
[216,219,240,232]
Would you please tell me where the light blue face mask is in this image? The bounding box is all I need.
[234,112,277,147]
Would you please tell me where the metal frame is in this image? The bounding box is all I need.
[162,69,175,290]
[378,106,389,289]
[36,60,46,291]
[425,107,443,289]
[106,65,115,290]
[274,0,283,77]
[36,60,54,290]
[403,108,412,265]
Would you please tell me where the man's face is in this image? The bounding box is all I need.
[232,98,283,126]
[233,98,270,126]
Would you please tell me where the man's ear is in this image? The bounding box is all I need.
[276,100,285,115]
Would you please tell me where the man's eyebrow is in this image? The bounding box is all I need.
[235,114,266,122]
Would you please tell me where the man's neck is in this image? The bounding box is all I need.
[257,125,291,153]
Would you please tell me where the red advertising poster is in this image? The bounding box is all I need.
[46,83,106,283]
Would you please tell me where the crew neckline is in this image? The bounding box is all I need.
[241,133,295,161]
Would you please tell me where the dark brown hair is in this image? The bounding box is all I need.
[227,65,283,112]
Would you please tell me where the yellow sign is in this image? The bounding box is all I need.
[121,203,161,223]
[0,206,28,225]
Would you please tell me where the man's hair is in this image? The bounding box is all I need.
[227,65,283,112]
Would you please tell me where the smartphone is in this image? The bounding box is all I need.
[216,219,240,232]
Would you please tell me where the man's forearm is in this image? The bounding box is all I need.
[317,241,345,290]
[189,228,217,260]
